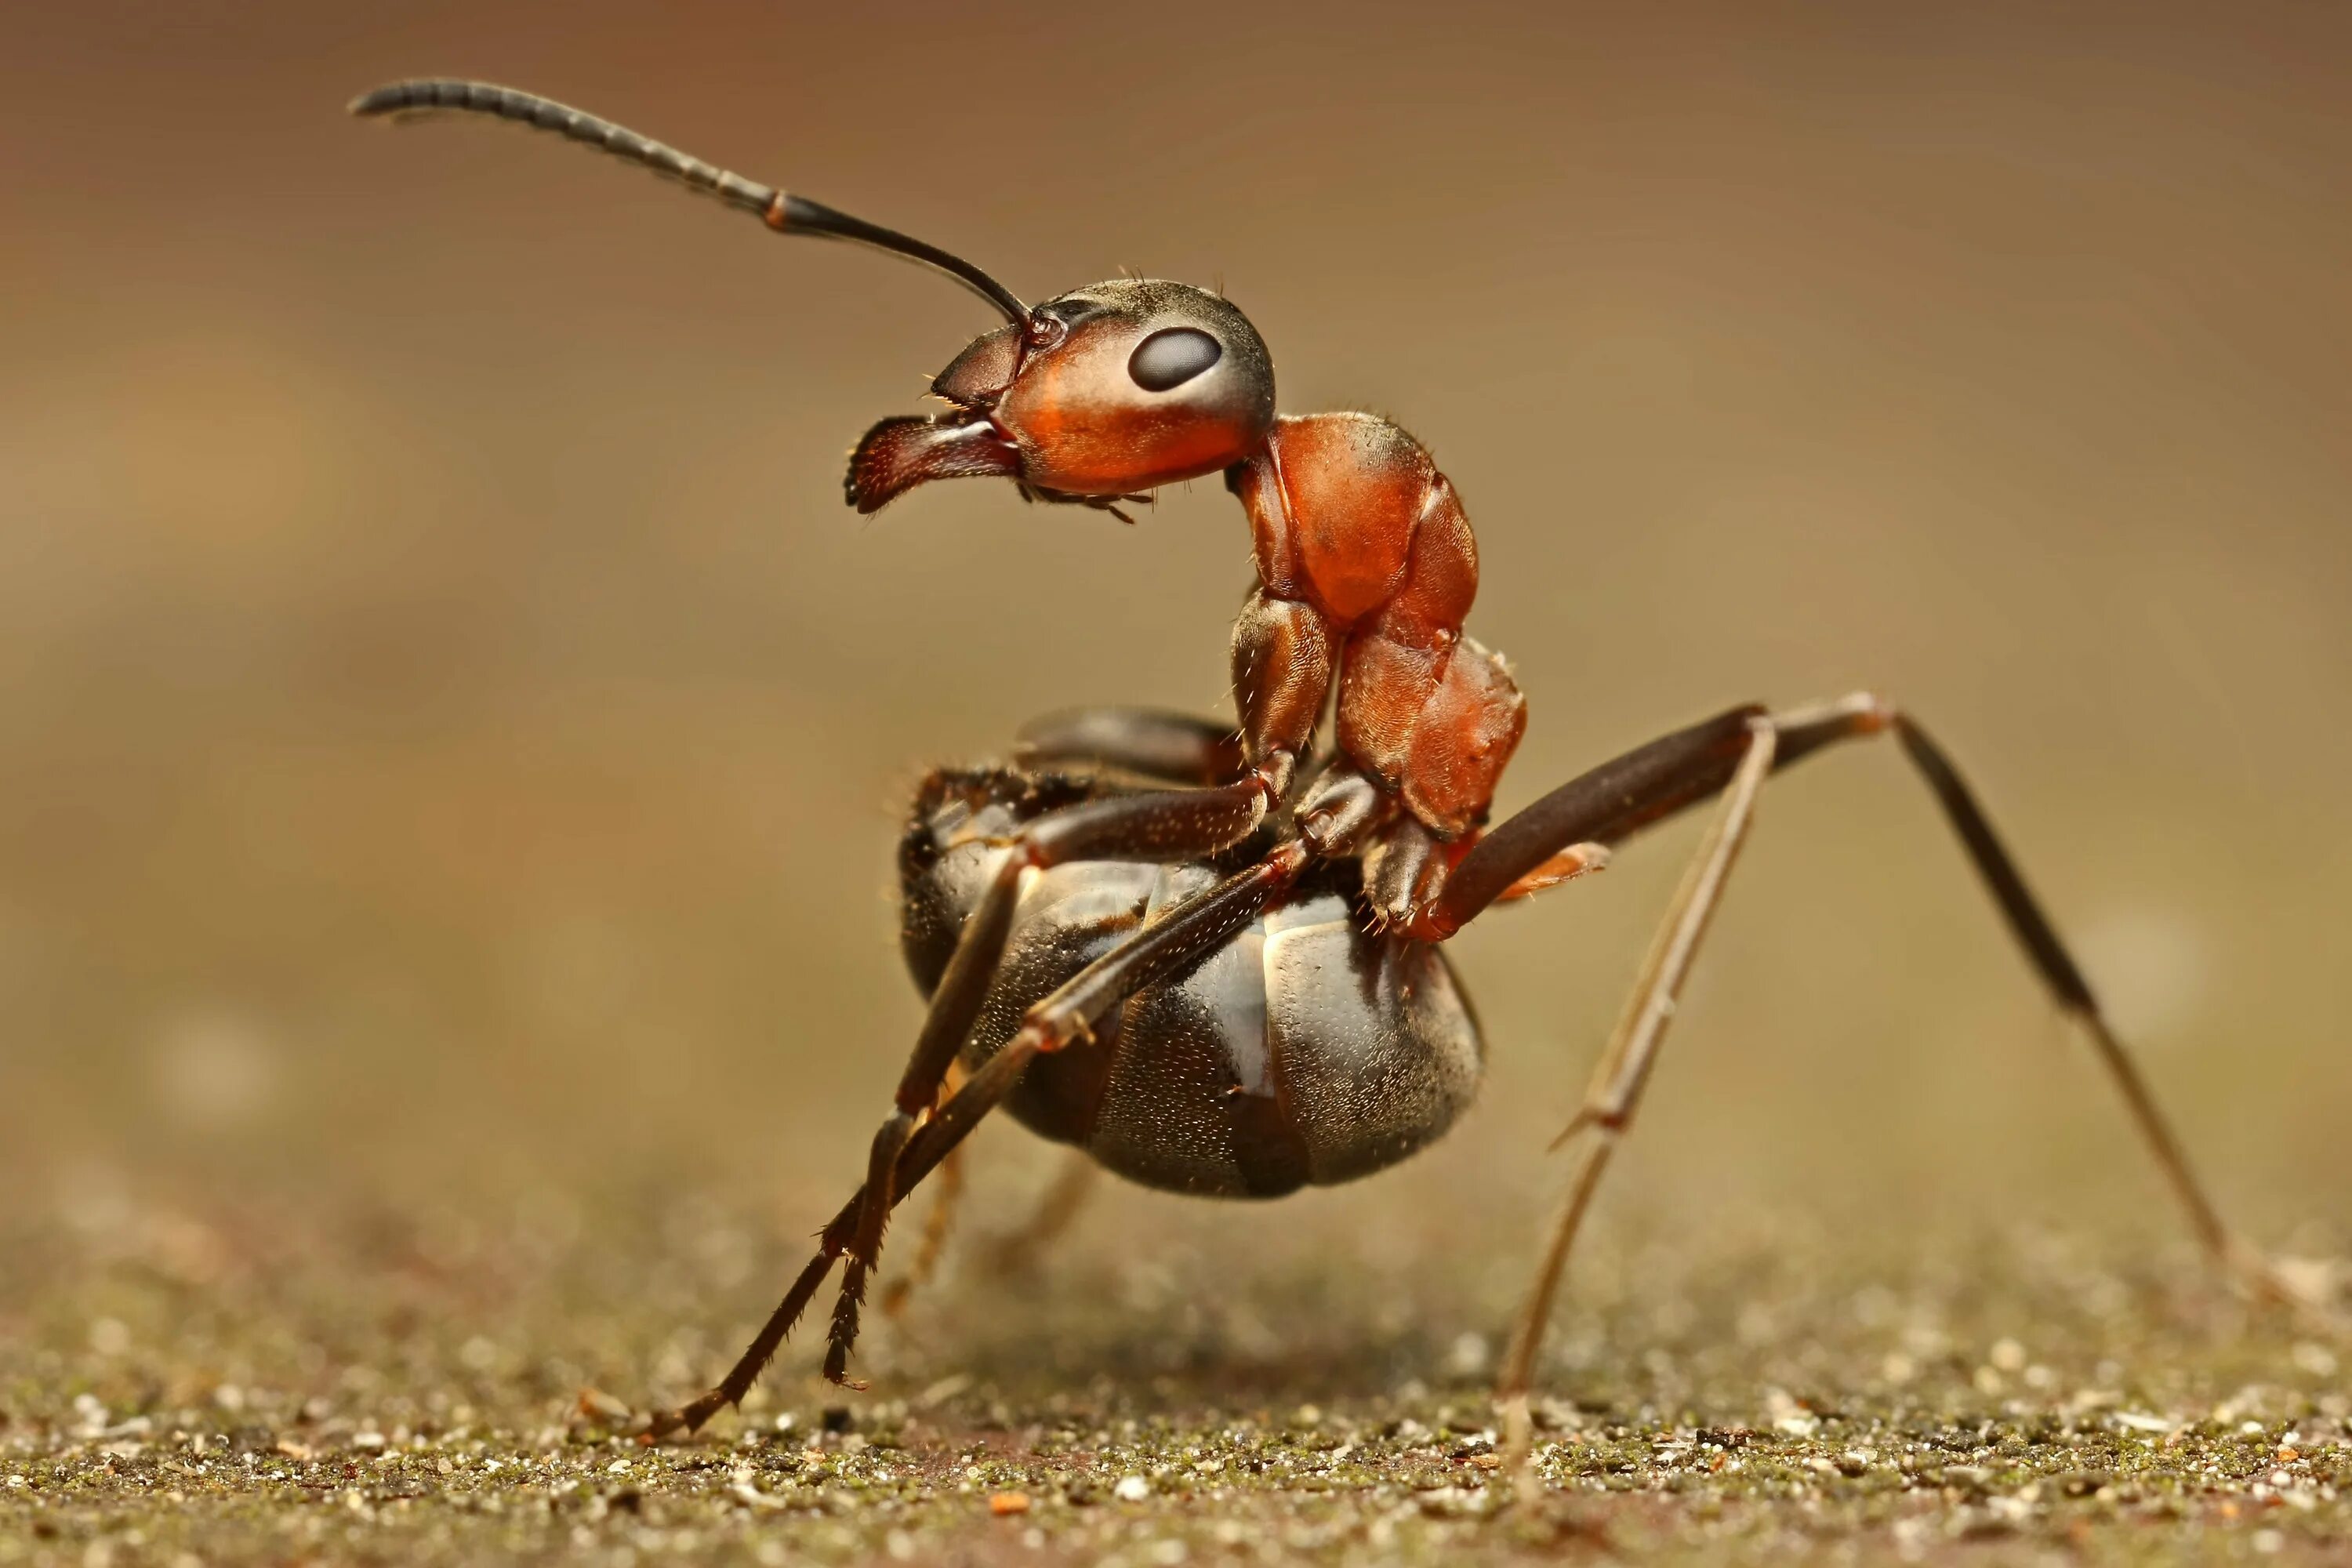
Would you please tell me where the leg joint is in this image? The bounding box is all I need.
[1011,1007,1090,1058]
[1769,689,1897,736]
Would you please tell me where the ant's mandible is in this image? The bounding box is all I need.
[351,80,2323,1459]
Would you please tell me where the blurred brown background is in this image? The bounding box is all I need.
[3,1,2347,1288]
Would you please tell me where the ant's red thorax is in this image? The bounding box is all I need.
[1229,412,1526,840]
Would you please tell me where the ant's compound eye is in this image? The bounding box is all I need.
[1127,327,1223,392]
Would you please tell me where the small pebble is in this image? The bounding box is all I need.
[576,1388,630,1424]
[1115,1475,1152,1502]
[1446,1331,1490,1377]
[989,1490,1031,1515]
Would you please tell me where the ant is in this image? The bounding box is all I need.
[352,78,2327,1463]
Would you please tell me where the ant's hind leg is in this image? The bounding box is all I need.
[879,1141,964,1321]
[982,1149,1101,1279]
[828,837,1308,1384]
[880,1127,1098,1318]
[835,777,1273,1384]
[645,838,1311,1439]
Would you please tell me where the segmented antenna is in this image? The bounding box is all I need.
[349,79,1029,324]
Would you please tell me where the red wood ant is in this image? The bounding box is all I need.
[352,79,2322,1456]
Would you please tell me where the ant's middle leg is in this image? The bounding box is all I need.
[1488,715,1779,1475]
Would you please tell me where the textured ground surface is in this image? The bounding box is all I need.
[5,1185,2349,1568]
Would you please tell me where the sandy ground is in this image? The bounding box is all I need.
[5,1180,2349,1567]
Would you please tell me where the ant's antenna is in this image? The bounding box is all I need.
[349,79,1029,325]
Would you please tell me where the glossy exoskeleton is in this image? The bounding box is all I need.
[351,78,2325,1467]
[900,763,1481,1199]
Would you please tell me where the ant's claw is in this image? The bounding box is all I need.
[640,1387,731,1444]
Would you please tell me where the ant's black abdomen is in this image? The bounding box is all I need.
[899,768,1484,1197]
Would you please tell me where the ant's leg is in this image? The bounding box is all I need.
[881,1100,1099,1315]
[1444,695,2318,1470]
[879,1142,1102,1316]
[838,778,1276,1374]
[1491,718,1777,1475]
[645,840,1311,1438]
[826,837,1312,1381]
[1453,693,2280,1293]
[1410,702,1771,936]
[1883,710,2276,1288]
[879,1139,964,1320]
[982,1149,1102,1278]
[1013,707,1245,784]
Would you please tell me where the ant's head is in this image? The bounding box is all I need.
[850,280,1275,514]
[349,81,1274,517]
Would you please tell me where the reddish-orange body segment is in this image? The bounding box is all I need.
[1230,413,1526,839]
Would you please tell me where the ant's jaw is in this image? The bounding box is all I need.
[930,322,1024,411]
[841,321,1036,514]
[843,412,1022,514]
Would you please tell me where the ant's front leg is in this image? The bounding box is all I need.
[1013,481,1158,524]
